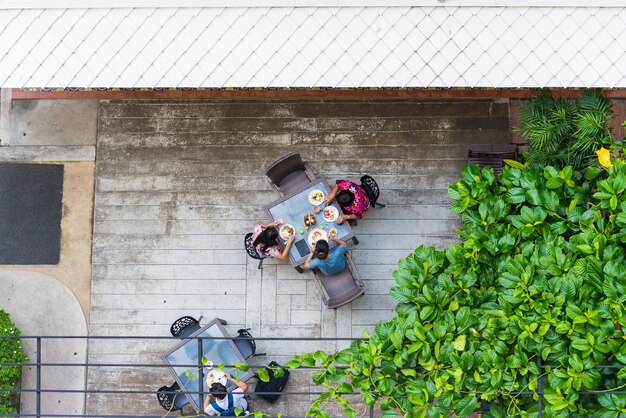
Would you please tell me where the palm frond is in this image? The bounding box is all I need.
[570,90,613,158]
[517,93,575,151]
[577,89,612,115]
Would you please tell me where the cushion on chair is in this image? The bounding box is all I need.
[279,170,311,194]
[317,267,365,309]
[327,286,365,309]
[265,153,305,185]
[310,253,365,309]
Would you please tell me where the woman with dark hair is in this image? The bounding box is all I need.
[304,235,348,276]
[203,373,249,416]
[251,220,295,261]
[323,179,370,224]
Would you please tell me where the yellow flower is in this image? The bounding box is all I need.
[597,147,612,168]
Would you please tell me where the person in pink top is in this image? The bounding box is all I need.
[323,179,370,224]
[250,219,295,261]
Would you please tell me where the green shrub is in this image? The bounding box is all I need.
[518,90,613,170]
[0,310,28,413]
[287,154,626,417]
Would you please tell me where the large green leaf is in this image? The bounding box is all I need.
[455,396,478,417]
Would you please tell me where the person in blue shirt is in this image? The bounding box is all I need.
[304,236,348,276]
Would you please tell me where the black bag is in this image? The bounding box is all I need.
[254,361,290,403]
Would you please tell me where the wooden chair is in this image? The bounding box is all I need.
[468,149,518,176]
[265,152,316,195]
[309,252,365,309]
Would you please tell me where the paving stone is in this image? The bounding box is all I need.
[276,279,307,295]
[275,294,291,325]
[352,309,397,325]
[290,309,322,325]
[290,294,307,310]
[245,257,263,330]
[336,304,352,339]
[306,277,322,310]
[351,294,398,310]
[321,304,337,339]
[261,265,277,325]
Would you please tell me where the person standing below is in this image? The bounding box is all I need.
[203,374,249,416]
[304,235,348,276]
[323,179,370,224]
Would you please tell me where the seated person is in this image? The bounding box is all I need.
[323,179,370,224]
[251,220,295,261]
[304,235,348,276]
[203,374,249,416]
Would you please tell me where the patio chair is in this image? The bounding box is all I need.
[170,315,203,338]
[245,232,266,269]
[468,149,519,176]
[360,175,385,208]
[309,252,365,309]
[265,152,316,195]
[233,328,266,359]
[157,381,189,413]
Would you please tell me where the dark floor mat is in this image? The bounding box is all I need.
[0,163,64,264]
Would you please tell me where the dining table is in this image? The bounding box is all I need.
[264,177,355,272]
[161,318,253,412]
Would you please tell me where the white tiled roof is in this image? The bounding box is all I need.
[0,6,625,88]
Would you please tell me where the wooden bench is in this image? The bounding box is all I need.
[467,149,519,175]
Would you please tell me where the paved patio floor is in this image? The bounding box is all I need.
[86,99,510,416]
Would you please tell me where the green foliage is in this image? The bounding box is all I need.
[518,90,613,170]
[0,310,28,414]
[287,160,626,417]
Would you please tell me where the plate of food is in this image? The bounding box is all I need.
[322,206,339,222]
[308,189,325,205]
[308,228,327,246]
[279,224,295,240]
[205,368,227,386]
[328,227,338,239]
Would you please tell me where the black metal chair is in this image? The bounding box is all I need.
[157,381,189,413]
[360,175,386,208]
[170,315,203,338]
[233,328,266,359]
[265,152,316,196]
[245,232,266,269]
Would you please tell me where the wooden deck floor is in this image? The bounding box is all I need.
[87,99,511,415]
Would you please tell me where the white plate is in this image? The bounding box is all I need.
[279,224,295,240]
[328,227,338,239]
[205,368,227,386]
[307,228,327,246]
[308,189,325,205]
[322,206,339,222]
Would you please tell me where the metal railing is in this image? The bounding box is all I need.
[0,335,370,418]
[2,335,622,418]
